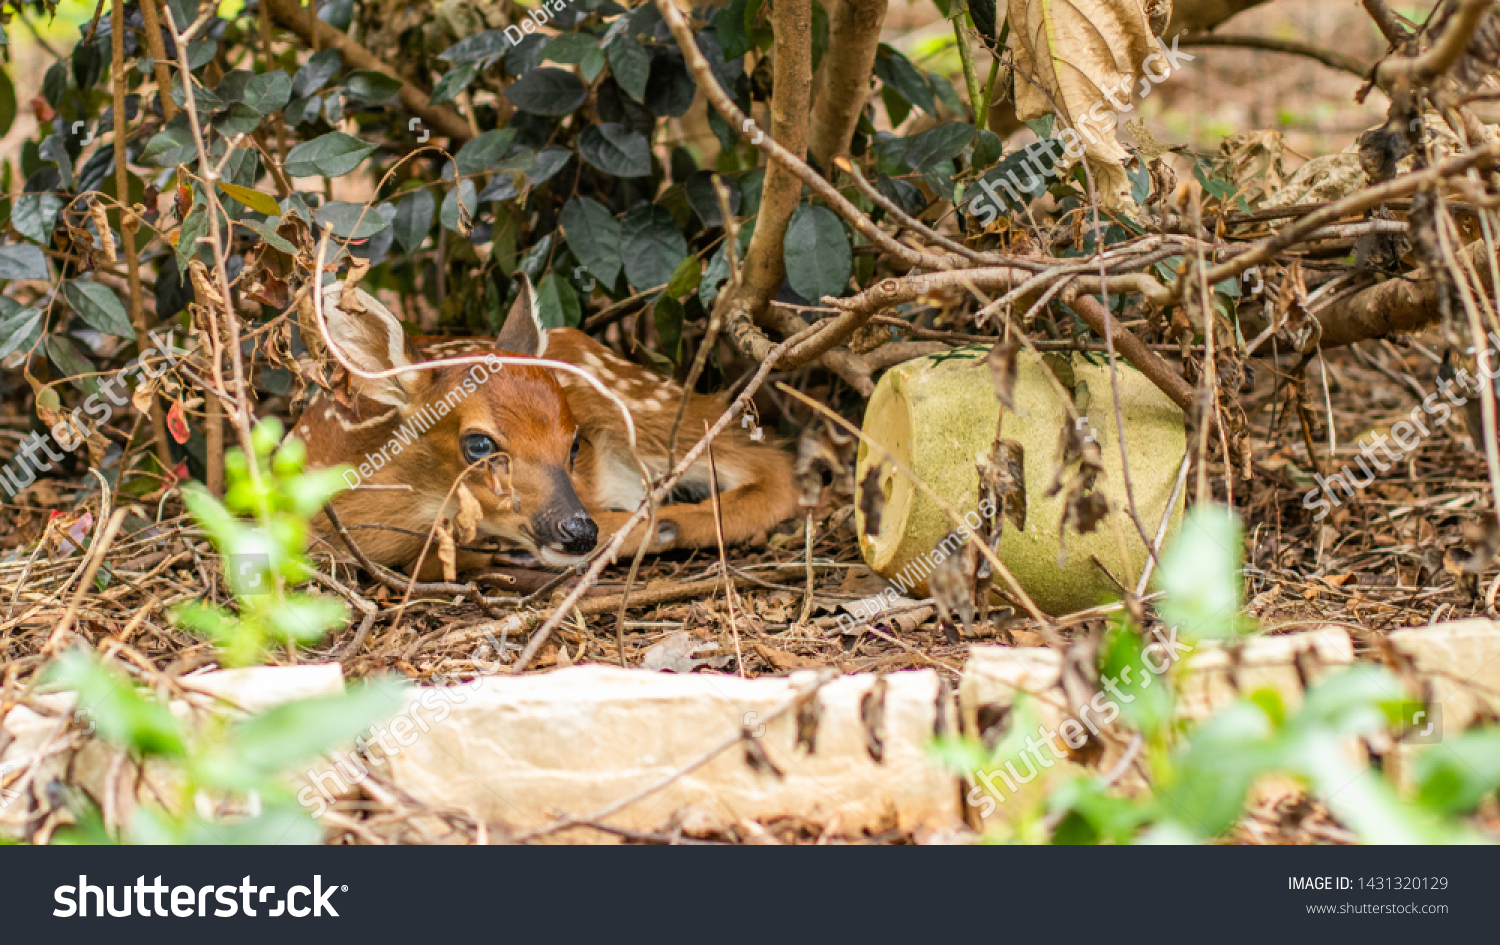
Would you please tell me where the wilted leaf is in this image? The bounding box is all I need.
[858,462,885,537]
[1006,0,1155,212]
[436,517,458,583]
[640,631,729,672]
[985,337,1022,412]
[217,182,280,215]
[455,482,483,543]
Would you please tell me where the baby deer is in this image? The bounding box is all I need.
[289,276,798,575]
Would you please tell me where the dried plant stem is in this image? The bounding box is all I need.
[111,0,171,468]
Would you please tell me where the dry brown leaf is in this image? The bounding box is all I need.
[455,482,484,543]
[754,642,808,672]
[88,201,117,263]
[436,517,458,582]
[1006,0,1155,212]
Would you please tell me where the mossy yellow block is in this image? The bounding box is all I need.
[854,345,1187,616]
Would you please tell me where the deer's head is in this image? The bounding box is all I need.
[315,275,598,564]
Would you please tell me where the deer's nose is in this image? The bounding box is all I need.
[558,512,598,555]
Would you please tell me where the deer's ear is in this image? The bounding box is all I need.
[313,283,426,406]
[495,273,548,358]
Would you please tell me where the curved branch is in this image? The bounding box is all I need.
[264,0,475,143]
[1181,33,1370,78]
[1377,0,1493,88]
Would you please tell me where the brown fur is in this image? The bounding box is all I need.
[290,280,798,576]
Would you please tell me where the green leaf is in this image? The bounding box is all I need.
[876,45,936,116]
[46,336,96,393]
[1154,503,1244,642]
[430,60,480,105]
[217,182,280,216]
[1098,619,1173,739]
[292,48,341,98]
[561,196,622,288]
[811,1,830,70]
[269,593,349,644]
[64,279,135,337]
[0,243,49,280]
[621,205,687,291]
[0,305,43,359]
[1415,729,1500,813]
[504,68,588,116]
[394,188,436,255]
[455,128,517,177]
[581,46,607,84]
[0,66,15,137]
[535,270,582,329]
[973,128,1004,167]
[312,201,391,239]
[645,51,696,118]
[715,0,753,59]
[212,102,263,137]
[1158,701,1274,838]
[241,69,292,113]
[543,32,599,64]
[45,649,186,757]
[607,33,651,103]
[208,679,404,788]
[439,30,510,62]
[903,122,974,170]
[344,70,402,104]
[527,146,573,186]
[12,192,63,244]
[140,123,195,168]
[783,204,851,302]
[284,132,378,178]
[685,171,739,227]
[440,180,477,233]
[665,255,701,298]
[579,123,651,178]
[238,218,297,254]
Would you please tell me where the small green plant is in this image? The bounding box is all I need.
[932,503,1500,844]
[42,419,400,844]
[172,418,353,667]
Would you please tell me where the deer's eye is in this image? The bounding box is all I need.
[462,434,498,464]
[570,435,582,463]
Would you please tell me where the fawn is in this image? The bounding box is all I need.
[289,276,799,576]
